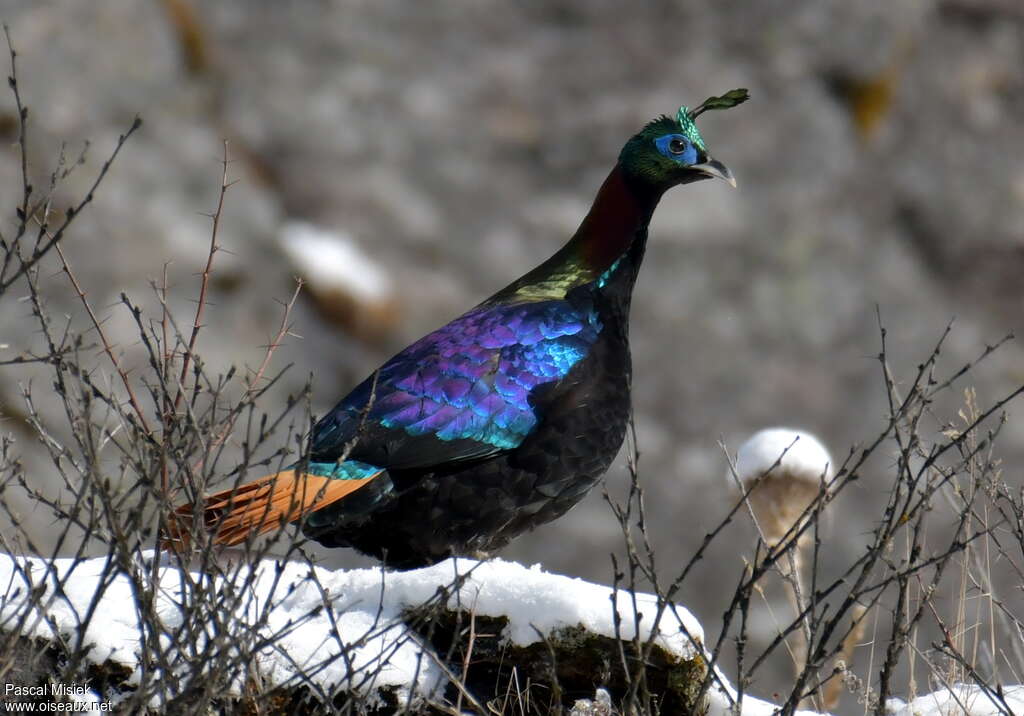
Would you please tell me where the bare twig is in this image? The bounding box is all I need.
[0,27,141,294]
[173,140,234,414]
[51,240,153,435]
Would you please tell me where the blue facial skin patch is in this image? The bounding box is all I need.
[654,134,698,166]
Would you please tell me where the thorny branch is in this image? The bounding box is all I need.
[174,140,234,415]
[1,24,141,296]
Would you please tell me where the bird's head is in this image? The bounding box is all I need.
[619,88,749,192]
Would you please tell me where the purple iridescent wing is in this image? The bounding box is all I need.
[310,299,602,470]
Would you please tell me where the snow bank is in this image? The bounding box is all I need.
[1,550,1018,715]
[0,551,701,705]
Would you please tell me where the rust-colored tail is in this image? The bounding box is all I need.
[165,469,380,548]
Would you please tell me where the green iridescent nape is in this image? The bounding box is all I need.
[676,87,750,154]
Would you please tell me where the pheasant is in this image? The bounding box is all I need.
[169,90,749,568]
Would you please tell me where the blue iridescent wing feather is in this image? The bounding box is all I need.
[310,298,602,470]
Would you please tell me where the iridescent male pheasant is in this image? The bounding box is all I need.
[170,90,749,568]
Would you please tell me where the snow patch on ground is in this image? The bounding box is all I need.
[0,551,702,705]
[885,686,1024,716]
[278,220,393,301]
[1,550,1019,715]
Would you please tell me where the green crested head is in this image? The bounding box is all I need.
[619,88,749,192]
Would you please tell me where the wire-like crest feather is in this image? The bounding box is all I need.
[676,88,750,152]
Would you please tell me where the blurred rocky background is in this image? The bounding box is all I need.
[1,0,1022,709]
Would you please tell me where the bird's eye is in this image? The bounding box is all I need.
[654,134,697,164]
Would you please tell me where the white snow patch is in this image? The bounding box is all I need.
[2,550,1018,715]
[707,670,1024,716]
[885,685,1024,716]
[278,220,393,301]
[734,427,834,485]
[0,552,701,704]
[705,664,824,716]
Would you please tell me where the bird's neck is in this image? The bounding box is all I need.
[495,165,663,303]
[569,164,662,272]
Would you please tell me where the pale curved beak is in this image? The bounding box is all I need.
[691,158,736,188]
